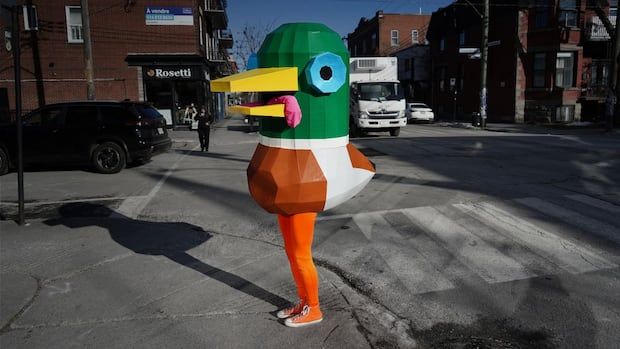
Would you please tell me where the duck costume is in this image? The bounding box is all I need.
[211,23,375,327]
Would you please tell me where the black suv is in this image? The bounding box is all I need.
[0,101,172,175]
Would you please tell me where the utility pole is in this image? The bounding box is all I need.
[479,0,489,128]
[609,7,620,131]
[80,0,95,100]
[8,4,25,225]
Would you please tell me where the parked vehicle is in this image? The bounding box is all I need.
[349,57,407,137]
[0,101,172,175]
[406,103,434,123]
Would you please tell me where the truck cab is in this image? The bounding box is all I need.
[349,57,407,137]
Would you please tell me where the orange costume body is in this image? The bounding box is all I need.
[211,23,375,327]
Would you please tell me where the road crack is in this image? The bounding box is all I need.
[0,275,42,334]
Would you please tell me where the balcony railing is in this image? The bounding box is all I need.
[218,30,233,49]
[204,0,228,29]
[585,15,616,41]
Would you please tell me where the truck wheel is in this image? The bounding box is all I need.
[92,142,126,174]
[0,148,8,175]
[390,128,400,137]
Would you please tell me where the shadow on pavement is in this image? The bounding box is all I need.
[44,203,288,308]
[173,149,249,163]
[227,125,259,133]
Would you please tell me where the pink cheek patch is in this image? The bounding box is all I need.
[267,95,302,128]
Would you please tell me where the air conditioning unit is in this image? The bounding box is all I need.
[352,58,387,72]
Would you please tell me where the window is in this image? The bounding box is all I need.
[65,106,98,128]
[534,0,548,28]
[439,37,445,51]
[404,58,411,72]
[391,30,399,46]
[371,33,377,50]
[358,82,403,101]
[24,107,63,127]
[555,52,575,88]
[65,6,83,43]
[99,106,136,126]
[459,31,465,46]
[363,39,367,54]
[458,64,464,91]
[558,0,578,27]
[439,66,447,92]
[412,30,419,44]
[533,53,546,87]
[610,0,618,16]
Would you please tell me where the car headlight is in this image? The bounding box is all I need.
[399,110,406,118]
[359,111,369,119]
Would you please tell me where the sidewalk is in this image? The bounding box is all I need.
[0,215,373,348]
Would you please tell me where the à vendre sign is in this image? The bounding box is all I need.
[145,7,193,26]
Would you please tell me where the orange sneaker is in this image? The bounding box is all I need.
[284,305,323,328]
[276,302,306,319]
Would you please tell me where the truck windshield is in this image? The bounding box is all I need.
[358,83,404,101]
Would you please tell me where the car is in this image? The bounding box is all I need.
[0,101,172,175]
[406,103,434,123]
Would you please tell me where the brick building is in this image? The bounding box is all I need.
[347,10,431,57]
[427,0,617,123]
[392,44,431,104]
[0,0,233,127]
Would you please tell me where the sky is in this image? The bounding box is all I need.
[227,0,453,39]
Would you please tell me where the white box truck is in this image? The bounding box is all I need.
[349,57,407,137]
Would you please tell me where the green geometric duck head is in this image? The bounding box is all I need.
[210,23,349,140]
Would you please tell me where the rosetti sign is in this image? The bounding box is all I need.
[142,66,201,80]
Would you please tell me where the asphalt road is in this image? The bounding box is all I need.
[1,118,619,348]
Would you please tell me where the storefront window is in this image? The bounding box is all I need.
[142,65,208,127]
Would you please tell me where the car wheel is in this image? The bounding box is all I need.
[92,142,126,174]
[0,148,8,175]
[390,128,400,137]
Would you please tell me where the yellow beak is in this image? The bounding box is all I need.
[210,67,298,117]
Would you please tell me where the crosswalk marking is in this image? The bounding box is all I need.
[402,206,533,284]
[320,194,619,295]
[353,213,456,294]
[454,202,616,274]
[516,197,620,246]
[566,194,620,213]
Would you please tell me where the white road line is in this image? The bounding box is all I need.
[318,207,406,221]
[566,194,620,213]
[454,202,616,274]
[353,213,456,294]
[516,197,620,246]
[402,206,533,284]
[0,196,148,206]
[112,145,200,219]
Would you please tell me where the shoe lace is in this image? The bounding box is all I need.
[291,305,310,322]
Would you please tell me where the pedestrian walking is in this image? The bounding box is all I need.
[195,106,212,152]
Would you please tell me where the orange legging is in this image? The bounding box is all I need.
[277,213,319,307]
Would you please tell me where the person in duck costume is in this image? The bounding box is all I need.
[211,23,375,327]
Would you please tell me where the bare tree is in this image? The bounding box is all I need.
[233,21,275,71]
